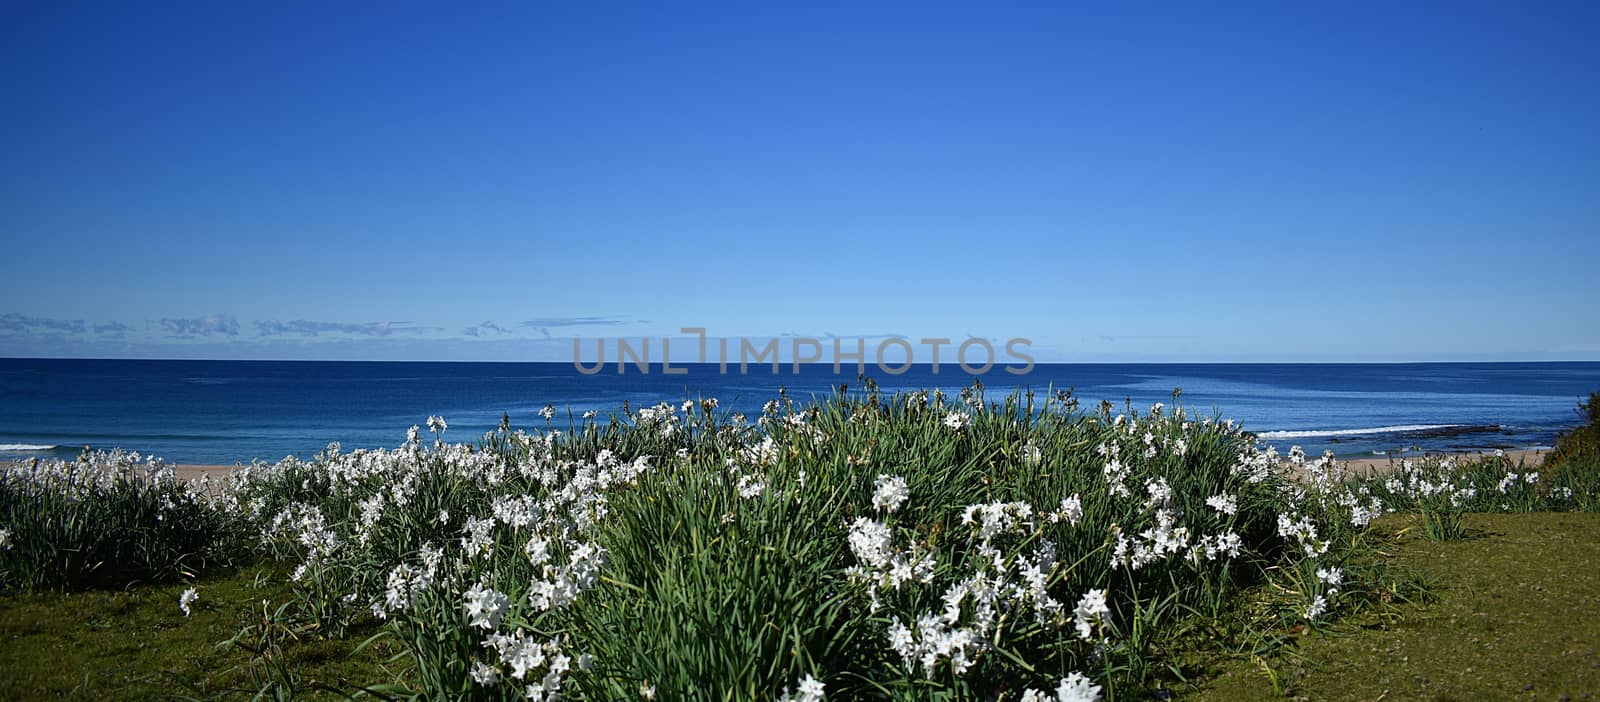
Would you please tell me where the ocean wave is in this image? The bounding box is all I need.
[0,443,57,451]
[183,377,242,385]
[1257,424,1469,440]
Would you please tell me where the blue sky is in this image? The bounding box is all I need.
[2,1,1597,362]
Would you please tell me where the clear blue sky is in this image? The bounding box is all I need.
[3,1,1597,362]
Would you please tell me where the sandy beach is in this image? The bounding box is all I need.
[172,464,248,481]
[1332,447,1549,477]
[167,448,1554,482]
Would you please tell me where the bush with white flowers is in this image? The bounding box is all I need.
[13,385,1594,699]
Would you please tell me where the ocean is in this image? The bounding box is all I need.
[1,359,1597,464]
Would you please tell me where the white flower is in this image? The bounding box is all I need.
[943,412,968,430]
[461,516,496,558]
[1055,672,1104,702]
[1497,473,1520,493]
[540,405,557,420]
[0,528,11,551]
[887,613,982,677]
[640,683,657,700]
[1305,595,1329,620]
[471,661,501,686]
[1145,478,1172,507]
[491,494,540,528]
[872,474,910,514]
[741,437,780,466]
[384,563,422,612]
[1049,494,1084,525]
[1073,589,1110,641]
[737,473,767,499]
[1023,672,1103,702]
[582,410,597,419]
[960,501,1035,542]
[483,631,559,683]
[179,587,198,617]
[1212,530,1243,559]
[465,583,510,630]
[779,673,826,702]
[1277,512,1329,558]
[525,536,551,564]
[1102,459,1130,497]
[1316,566,1344,593]
[1205,493,1238,516]
[426,415,448,434]
[847,518,893,569]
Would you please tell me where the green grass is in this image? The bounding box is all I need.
[1189,512,1600,701]
[14,513,1598,701]
[0,564,400,701]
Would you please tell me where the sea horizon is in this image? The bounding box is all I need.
[4,357,1596,465]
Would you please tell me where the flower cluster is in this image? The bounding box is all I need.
[1021,672,1103,702]
[14,387,1494,699]
[179,587,198,617]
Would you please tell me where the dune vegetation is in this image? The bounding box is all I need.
[2,385,1597,700]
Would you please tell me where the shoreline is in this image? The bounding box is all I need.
[164,447,1553,482]
[1330,447,1548,476]
[171,463,248,481]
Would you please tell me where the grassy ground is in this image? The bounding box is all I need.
[7,513,1598,700]
[1192,512,1600,701]
[0,564,399,701]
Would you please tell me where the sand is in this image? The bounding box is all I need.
[1332,447,1549,477]
[172,464,247,481]
[167,448,1554,482]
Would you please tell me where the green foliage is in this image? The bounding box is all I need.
[210,387,1353,700]
[1543,391,1600,512]
[0,451,243,591]
[6,386,1600,700]
[1419,506,1465,542]
[1549,391,1600,466]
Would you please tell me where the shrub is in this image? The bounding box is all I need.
[1548,391,1600,466]
[218,389,1376,699]
[1544,391,1600,512]
[0,451,243,591]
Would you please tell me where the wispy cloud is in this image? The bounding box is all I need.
[520,316,640,329]
[93,321,135,334]
[161,314,240,338]
[254,319,431,337]
[463,321,513,337]
[0,313,87,335]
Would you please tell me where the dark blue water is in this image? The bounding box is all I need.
[1,359,1596,464]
